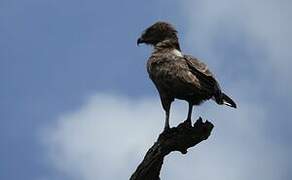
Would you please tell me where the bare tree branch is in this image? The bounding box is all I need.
[130,117,214,180]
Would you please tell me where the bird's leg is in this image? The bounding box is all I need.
[164,109,170,131]
[185,102,193,126]
[161,97,172,131]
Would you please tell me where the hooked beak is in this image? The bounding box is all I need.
[137,37,144,46]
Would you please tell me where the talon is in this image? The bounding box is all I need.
[163,126,170,132]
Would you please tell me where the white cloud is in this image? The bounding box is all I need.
[42,93,164,180]
[41,92,289,180]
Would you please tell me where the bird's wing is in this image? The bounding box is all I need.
[183,54,220,92]
[147,53,202,93]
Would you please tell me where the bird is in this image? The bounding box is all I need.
[137,21,236,131]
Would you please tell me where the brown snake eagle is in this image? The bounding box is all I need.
[137,21,236,131]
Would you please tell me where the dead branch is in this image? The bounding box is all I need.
[130,117,214,180]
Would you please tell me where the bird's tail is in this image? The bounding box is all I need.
[214,92,237,108]
[222,93,237,108]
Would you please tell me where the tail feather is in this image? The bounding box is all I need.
[221,93,237,108]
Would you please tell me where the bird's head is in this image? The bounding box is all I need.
[137,21,178,46]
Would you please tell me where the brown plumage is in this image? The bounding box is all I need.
[137,21,236,130]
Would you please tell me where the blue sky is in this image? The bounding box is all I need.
[1,0,291,180]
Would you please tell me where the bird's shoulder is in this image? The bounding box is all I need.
[147,49,186,70]
[183,54,221,94]
[183,54,214,77]
[148,49,187,66]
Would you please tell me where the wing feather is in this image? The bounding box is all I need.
[183,55,220,93]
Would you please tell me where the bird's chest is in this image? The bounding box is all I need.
[147,59,186,93]
[147,59,177,79]
[147,53,186,77]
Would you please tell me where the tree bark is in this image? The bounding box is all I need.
[130,117,214,180]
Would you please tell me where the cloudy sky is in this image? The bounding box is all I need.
[1,0,291,179]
